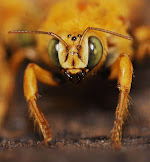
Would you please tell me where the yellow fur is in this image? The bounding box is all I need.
[0,0,43,46]
[37,0,137,70]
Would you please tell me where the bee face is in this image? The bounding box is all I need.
[48,31,104,83]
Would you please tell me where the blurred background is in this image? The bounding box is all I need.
[0,0,150,161]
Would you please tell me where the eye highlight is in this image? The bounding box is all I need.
[48,38,60,68]
[88,36,103,69]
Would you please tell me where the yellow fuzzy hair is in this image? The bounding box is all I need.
[37,0,143,67]
[0,0,43,45]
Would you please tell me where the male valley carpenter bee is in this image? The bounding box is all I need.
[8,0,150,149]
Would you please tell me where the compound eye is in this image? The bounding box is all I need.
[88,36,103,69]
[48,38,60,68]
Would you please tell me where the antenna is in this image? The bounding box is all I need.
[8,30,68,48]
[77,27,131,50]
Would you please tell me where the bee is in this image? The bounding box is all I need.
[8,0,150,149]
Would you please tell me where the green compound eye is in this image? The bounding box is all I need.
[88,36,103,69]
[48,38,60,67]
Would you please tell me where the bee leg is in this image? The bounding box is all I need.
[111,54,133,149]
[9,47,39,77]
[134,26,150,61]
[0,48,38,128]
[0,44,14,127]
[24,63,58,145]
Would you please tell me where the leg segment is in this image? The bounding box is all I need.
[9,48,38,76]
[0,47,38,128]
[0,44,14,127]
[111,54,133,149]
[24,63,58,144]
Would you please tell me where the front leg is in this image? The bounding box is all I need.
[0,44,14,127]
[111,54,133,149]
[24,63,58,144]
[0,47,38,128]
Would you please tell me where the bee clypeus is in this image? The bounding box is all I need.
[8,0,150,149]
